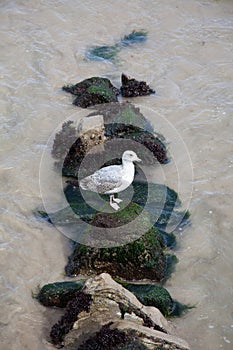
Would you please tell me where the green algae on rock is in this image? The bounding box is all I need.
[121,30,148,46]
[121,283,173,317]
[64,118,167,178]
[132,181,190,233]
[36,179,188,250]
[91,102,168,164]
[86,30,147,62]
[50,103,168,177]
[36,280,85,308]
[86,44,121,61]
[116,281,192,318]
[92,201,146,226]
[91,101,153,131]
[62,77,119,108]
[47,274,190,350]
[37,278,191,319]
[65,226,167,281]
[109,126,167,164]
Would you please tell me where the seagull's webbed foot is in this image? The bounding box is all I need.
[110,202,120,211]
[110,195,121,211]
[113,198,123,204]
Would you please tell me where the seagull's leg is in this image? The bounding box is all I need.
[113,196,123,204]
[110,195,120,211]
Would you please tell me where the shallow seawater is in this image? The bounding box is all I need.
[0,0,233,349]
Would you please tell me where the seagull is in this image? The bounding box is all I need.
[79,150,141,211]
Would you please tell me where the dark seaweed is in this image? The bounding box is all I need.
[50,292,92,346]
[77,323,147,350]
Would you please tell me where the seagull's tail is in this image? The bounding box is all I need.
[79,177,90,190]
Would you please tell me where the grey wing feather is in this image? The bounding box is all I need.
[92,165,122,183]
[80,165,123,193]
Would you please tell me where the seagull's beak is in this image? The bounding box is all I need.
[135,156,142,162]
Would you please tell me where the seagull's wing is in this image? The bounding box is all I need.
[92,165,122,182]
[80,165,123,193]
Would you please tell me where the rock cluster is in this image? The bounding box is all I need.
[47,273,190,349]
[35,39,191,348]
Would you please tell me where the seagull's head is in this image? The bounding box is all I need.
[122,150,142,163]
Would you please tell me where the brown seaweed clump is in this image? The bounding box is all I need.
[77,322,147,350]
[50,292,92,346]
[120,73,155,97]
[51,121,77,163]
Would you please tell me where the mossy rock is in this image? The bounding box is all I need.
[90,201,146,228]
[36,280,85,307]
[60,127,168,175]
[65,222,166,281]
[103,124,168,165]
[90,103,168,164]
[36,179,188,249]
[36,278,191,319]
[51,103,168,177]
[132,181,190,232]
[121,283,173,317]
[64,180,185,233]
[118,280,191,318]
[62,77,119,108]
[92,101,154,133]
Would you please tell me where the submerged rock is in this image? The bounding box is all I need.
[62,180,187,234]
[86,44,121,61]
[86,30,147,62]
[36,280,85,308]
[49,273,190,349]
[37,179,189,251]
[120,73,155,97]
[121,30,148,46]
[62,77,119,108]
